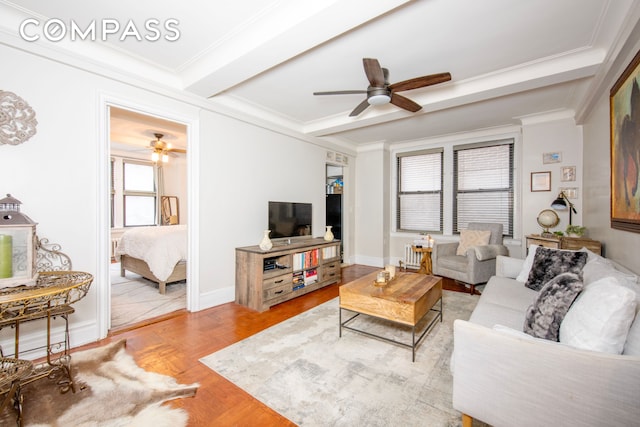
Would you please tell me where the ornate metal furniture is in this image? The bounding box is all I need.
[0,357,33,426]
[0,238,92,404]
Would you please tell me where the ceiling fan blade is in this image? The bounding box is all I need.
[169,148,187,154]
[390,93,422,113]
[313,90,367,95]
[363,58,385,87]
[389,72,452,92]
[349,99,371,117]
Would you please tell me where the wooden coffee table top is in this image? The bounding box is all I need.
[339,271,442,326]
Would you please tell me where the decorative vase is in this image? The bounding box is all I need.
[324,226,334,242]
[259,230,273,251]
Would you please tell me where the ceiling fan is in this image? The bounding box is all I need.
[313,58,451,117]
[149,133,186,163]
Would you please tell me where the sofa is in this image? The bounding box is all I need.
[451,246,640,427]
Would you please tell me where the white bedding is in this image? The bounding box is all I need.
[116,225,187,282]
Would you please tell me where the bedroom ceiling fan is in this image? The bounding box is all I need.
[313,58,451,117]
[149,133,186,163]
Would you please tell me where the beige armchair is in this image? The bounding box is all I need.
[432,223,508,294]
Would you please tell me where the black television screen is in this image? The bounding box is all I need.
[268,201,312,239]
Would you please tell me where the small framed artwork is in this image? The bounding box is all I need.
[560,187,578,199]
[561,166,576,182]
[531,171,551,192]
[543,152,562,164]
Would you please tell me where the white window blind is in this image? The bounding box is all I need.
[397,149,443,232]
[453,141,513,236]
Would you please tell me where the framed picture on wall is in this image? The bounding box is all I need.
[531,171,551,192]
[561,166,576,182]
[559,187,578,199]
[610,47,640,233]
[542,152,562,164]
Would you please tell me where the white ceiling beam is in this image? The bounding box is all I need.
[304,48,606,137]
[181,0,412,97]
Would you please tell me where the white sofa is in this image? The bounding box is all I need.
[451,250,640,427]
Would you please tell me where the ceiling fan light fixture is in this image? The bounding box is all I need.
[151,151,160,162]
[368,94,391,105]
[162,153,169,163]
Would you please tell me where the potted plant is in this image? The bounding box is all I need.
[565,225,586,237]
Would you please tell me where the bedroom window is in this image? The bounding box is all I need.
[396,149,443,232]
[453,141,513,237]
[123,160,157,226]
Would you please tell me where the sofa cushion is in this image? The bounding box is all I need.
[560,277,637,354]
[478,275,538,312]
[525,247,588,291]
[469,301,526,330]
[523,272,583,341]
[456,229,491,256]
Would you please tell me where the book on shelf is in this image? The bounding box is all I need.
[304,268,318,285]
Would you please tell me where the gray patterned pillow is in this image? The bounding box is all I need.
[523,272,584,341]
[525,247,588,291]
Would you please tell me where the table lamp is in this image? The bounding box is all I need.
[551,191,577,225]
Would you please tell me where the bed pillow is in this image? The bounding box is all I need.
[560,277,637,354]
[523,272,584,341]
[525,247,588,291]
[456,229,491,256]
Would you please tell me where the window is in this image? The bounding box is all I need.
[453,141,513,236]
[396,149,443,232]
[123,160,156,226]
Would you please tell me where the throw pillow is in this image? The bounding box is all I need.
[516,244,539,282]
[525,247,588,291]
[456,229,491,256]
[560,277,637,354]
[523,272,584,341]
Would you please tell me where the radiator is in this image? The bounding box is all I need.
[403,244,421,269]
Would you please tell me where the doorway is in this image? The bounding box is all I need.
[326,164,343,261]
[109,106,188,330]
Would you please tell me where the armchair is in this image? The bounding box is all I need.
[432,222,508,294]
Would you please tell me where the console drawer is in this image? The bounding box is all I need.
[264,282,292,301]
[322,262,341,282]
[263,273,292,290]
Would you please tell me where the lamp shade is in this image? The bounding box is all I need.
[551,195,567,210]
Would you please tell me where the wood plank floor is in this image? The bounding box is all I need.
[75,265,469,426]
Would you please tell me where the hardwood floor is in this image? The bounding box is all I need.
[75,265,466,426]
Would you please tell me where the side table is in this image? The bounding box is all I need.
[412,246,432,275]
[0,271,93,394]
[525,234,602,255]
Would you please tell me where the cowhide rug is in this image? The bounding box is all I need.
[0,339,198,427]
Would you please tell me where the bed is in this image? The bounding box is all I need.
[116,225,187,294]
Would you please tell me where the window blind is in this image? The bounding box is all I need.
[453,141,513,236]
[396,149,443,232]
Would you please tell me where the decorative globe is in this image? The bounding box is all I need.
[537,209,559,234]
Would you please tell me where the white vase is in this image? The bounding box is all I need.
[259,230,273,250]
[324,226,334,242]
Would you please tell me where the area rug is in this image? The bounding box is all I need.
[1,340,198,427]
[200,290,480,426]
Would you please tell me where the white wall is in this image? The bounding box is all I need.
[195,110,335,308]
[521,115,584,237]
[354,144,387,267]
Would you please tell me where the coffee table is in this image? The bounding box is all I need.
[339,271,442,361]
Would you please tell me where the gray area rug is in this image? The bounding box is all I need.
[201,290,480,426]
[111,262,186,328]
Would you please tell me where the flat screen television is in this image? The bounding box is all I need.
[268,201,312,240]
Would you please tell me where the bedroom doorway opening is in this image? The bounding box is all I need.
[109,106,188,330]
